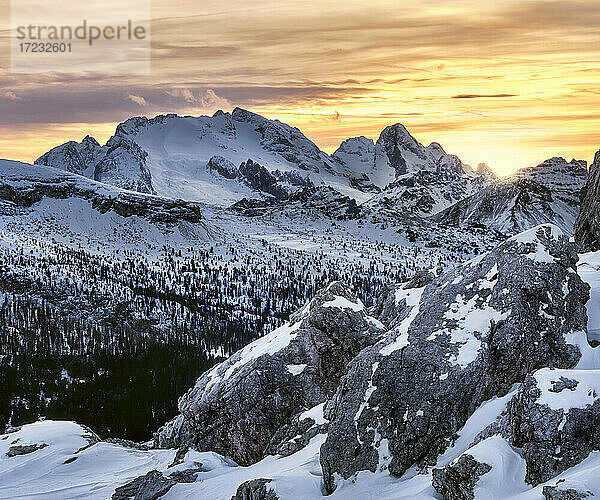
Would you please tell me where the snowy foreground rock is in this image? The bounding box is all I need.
[320,225,588,491]
[155,281,385,465]
[3,224,600,499]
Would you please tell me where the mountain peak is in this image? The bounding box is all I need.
[475,162,497,180]
[231,107,263,122]
[535,157,587,172]
[82,135,100,147]
[426,141,446,158]
[378,123,420,149]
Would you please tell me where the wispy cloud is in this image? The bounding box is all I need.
[3,90,22,101]
[165,88,231,109]
[452,94,517,99]
[127,94,148,106]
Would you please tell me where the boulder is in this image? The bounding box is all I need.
[154,282,385,465]
[111,470,175,500]
[320,225,589,492]
[431,454,492,500]
[508,369,600,484]
[231,478,279,500]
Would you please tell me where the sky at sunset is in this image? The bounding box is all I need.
[0,0,599,175]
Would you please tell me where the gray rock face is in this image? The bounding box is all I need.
[378,124,427,176]
[231,186,359,219]
[231,478,279,500]
[94,136,154,194]
[154,282,385,465]
[35,135,104,176]
[507,369,600,485]
[208,155,238,179]
[287,186,360,218]
[238,159,290,200]
[575,150,600,251]
[431,454,492,500]
[266,406,328,457]
[231,107,334,175]
[6,443,48,457]
[363,133,493,217]
[36,133,155,195]
[320,225,589,493]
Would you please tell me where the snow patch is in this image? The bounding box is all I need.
[322,296,364,312]
[287,364,307,376]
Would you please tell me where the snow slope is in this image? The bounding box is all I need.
[0,159,213,248]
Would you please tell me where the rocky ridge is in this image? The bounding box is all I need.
[34,109,493,214]
[575,150,600,251]
[154,282,385,465]
[0,160,203,225]
[435,157,588,235]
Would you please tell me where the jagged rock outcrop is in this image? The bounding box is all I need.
[93,136,154,194]
[431,454,492,500]
[231,107,332,174]
[287,186,360,218]
[543,485,591,500]
[36,133,155,194]
[363,129,494,217]
[436,157,588,235]
[231,186,359,219]
[154,282,385,465]
[35,135,104,176]
[320,225,589,493]
[231,478,280,500]
[575,150,600,251]
[507,369,600,485]
[238,159,291,200]
[208,155,238,179]
[266,403,328,457]
[111,464,202,499]
[209,156,313,200]
[6,443,48,457]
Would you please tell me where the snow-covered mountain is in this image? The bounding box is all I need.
[434,157,588,234]
[36,135,155,194]
[35,109,357,206]
[337,125,496,217]
[35,109,493,212]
